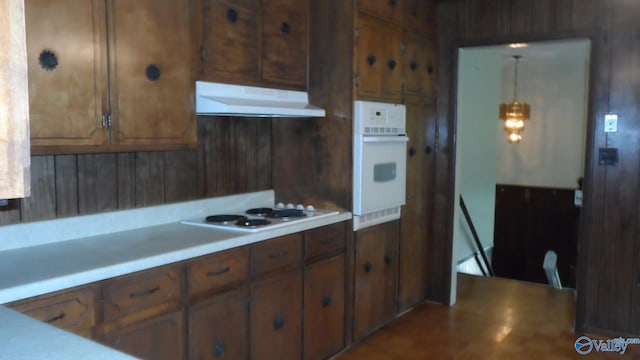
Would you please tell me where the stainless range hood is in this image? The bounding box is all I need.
[195,81,325,118]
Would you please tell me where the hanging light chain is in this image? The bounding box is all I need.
[513,55,520,101]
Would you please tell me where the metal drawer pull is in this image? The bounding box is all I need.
[207,267,231,276]
[129,286,160,298]
[269,250,288,259]
[45,312,66,323]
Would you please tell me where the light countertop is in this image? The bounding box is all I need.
[0,190,352,359]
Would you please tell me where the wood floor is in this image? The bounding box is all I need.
[336,273,639,359]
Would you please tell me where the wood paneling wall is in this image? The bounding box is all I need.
[272,0,354,211]
[0,117,272,226]
[436,0,640,335]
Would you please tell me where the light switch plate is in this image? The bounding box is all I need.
[604,114,618,132]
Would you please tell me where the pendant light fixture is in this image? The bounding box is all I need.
[500,55,530,143]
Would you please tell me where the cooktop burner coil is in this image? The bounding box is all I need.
[205,215,248,223]
[236,218,272,227]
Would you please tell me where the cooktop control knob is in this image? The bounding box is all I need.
[306,205,315,212]
[276,202,285,209]
[296,204,305,210]
[286,203,295,209]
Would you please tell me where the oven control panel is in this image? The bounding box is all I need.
[354,100,406,136]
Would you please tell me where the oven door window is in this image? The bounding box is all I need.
[374,163,397,182]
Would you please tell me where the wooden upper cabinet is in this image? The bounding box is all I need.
[25,0,109,148]
[200,0,308,89]
[358,0,402,23]
[261,0,308,87]
[356,16,402,102]
[25,0,196,154]
[402,0,435,35]
[109,0,195,147]
[201,0,259,83]
[403,33,436,97]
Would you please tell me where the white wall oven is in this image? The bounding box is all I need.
[353,101,408,230]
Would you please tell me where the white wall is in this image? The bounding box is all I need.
[451,48,501,303]
[496,42,590,189]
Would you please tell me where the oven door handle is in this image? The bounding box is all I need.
[362,136,409,143]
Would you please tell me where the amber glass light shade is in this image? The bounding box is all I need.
[500,55,530,144]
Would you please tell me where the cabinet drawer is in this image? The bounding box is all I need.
[103,264,182,322]
[251,233,303,278]
[305,222,346,261]
[187,247,249,298]
[8,285,98,338]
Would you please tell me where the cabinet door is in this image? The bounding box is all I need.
[104,310,185,360]
[261,0,308,87]
[201,0,259,83]
[251,270,302,360]
[405,96,424,200]
[109,0,195,147]
[358,0,402,23]
[304,255,345,360]
[353,221,399,339]
[398,198,427,310]
[356,17,402,102]
[403,33,436,97]
[402,0,435,35]
[25,0,109,148]
[189,287,249,360]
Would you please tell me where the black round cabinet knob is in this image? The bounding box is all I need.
[367,54,376,66]
[39,50,58,71]
[146,64,161,81]
[281,22,291,34]
[227,8,238,23]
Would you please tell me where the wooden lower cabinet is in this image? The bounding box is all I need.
[304,254,345,360]
[353,221,399,340]
[101,263,185,359]
[398,197,427,311]
[104,310,185,360]
[8,221,351,360]
[251,270,303,360]
[188,286,249,360]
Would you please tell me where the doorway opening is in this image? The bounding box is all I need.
[451,38,591,302]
